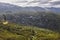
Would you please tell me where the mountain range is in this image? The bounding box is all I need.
[0,2,60,15]
[0,2,60,32]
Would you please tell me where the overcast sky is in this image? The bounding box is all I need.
[0,0,60,7]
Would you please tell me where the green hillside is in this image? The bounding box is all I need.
[0,22,60,40]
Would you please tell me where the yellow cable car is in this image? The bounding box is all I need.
[2,21,8,25]
[2,14,8,25]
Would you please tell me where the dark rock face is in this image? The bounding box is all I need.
[0,12,60,32]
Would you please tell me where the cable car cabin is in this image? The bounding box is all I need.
[2,14,8,25]
[2,21,8,25]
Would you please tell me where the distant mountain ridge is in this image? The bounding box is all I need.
[0,2,60,32]
[0,2,60,14]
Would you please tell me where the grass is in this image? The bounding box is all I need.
[0,22,60,40]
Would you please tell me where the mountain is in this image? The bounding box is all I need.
[47,7,60,13]
[0,22,60,40]
[0,2,60,15]
[0,2,60,40]
[0,2,60,31]
[0,12,60,32]
[0,2,45,14]
[0,2,21,14]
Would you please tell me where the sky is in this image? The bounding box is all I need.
[0,0,60,7]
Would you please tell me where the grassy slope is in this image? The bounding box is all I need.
[0,22,60,40]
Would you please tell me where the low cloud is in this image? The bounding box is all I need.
[0,0,60,7]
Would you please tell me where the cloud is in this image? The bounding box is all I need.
[49,1,60,5]
[0,0,15,3]
[0,0,60,7]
